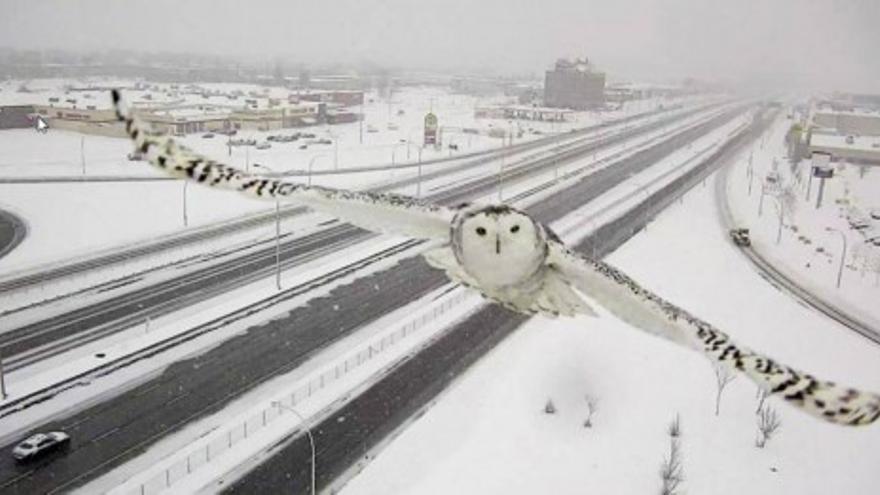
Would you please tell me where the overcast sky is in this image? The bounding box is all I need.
[2,0,878,92]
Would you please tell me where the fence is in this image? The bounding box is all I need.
[123,288,471,495]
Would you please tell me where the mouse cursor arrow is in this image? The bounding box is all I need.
[36,115,49,133]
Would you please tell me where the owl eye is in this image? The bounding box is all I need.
[475,227,487,236]
[510,225,520,233]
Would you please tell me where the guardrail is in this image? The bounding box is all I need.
[116,288,471,495]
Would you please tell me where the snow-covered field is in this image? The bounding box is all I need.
[726,114,880,326]
[340,164,880,494]
[0,81,679,272]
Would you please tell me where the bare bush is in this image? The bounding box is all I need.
[756,404,782,448]
[584,395,599,428]
[668,413,682,438]
[660,414,684,495]
[755,387,769,414]
[714,364,735,416]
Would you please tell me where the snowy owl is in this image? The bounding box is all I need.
[111,90,880,427]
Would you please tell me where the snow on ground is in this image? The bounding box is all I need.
[725,113,880,326]
[0,91,700,273]
[340,165,880,495]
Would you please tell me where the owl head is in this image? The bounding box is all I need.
[454,205,547,287]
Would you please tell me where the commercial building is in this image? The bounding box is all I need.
[543,58,605,110]
[475,104,573,122]
[813,110,880,136]
[0,105,34,129]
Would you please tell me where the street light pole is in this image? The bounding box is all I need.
[307,155,328,187]
[272,401,316,495]
[182,181,189,227]
[826,227,847,289]
[254,164,282,290]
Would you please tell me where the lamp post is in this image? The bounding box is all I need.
[769,196,785,245]
[182,181,189,227]
[825,227,847,289]
[307,154,329,187]
[326,128,339,169]
[272,401,316,495]
[253,164,282,291]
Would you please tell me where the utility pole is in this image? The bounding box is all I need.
[0,349,6,400]
[80,136,86,175]
[182,181,189,227]
[274,199,281,291]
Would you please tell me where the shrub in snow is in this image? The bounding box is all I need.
[714,364,735,416]
[660,414,684,495]
[755,387,769,414]
[583,394,598,428]
[667,413,681,438]
[544,399,556,415]
[756,404,781,448]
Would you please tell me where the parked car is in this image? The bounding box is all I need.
[316,138,332,145]
[127,151,143,161]
[299,144,308,150]
[729,228,751,247]
[12,432,70,463]
[255,142,272,150]
[870,208,880,220]
[202,133,215,139]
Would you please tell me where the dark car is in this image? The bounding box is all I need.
[729,228,751,247]
[12,432,70,463]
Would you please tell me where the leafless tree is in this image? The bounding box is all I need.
[714,364,736,416]
[755,387,769,414]
[544,399,556,415]
[756,404,782,448]
[584,394,599,428]
[660,414,684,495]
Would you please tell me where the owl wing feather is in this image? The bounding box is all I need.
[111,90,454,240]
[548,241,880,426]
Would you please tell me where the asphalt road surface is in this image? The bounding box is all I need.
[0,103,715,368]
[0,105,748,494]
[226,108,774,494]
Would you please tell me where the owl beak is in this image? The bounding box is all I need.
[495,234,501,255]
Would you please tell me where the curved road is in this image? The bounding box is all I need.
[715,148,880,344]
[0,208,26,261]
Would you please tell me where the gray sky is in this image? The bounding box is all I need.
[2,0,878,92]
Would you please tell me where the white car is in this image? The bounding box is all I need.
[12,431,70,463]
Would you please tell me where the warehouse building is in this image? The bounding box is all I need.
[544,58,606,110]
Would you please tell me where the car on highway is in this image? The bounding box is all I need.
[729,228,751,247]
[12,432,70,463]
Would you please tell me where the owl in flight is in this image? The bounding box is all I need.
[112,90,879,426]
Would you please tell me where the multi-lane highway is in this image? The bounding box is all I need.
[0,103,751,493]
[228,107,775,495]
[0,103,676,296]
[0,102,727,371]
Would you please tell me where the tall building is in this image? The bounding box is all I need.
[543,58,606,110]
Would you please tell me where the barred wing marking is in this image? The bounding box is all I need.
[549,242,880,426]
[111,90,454,240]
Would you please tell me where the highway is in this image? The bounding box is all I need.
[228,107,775,495]
[0,103,679,296]
[0,104,749,493]
[0,103,727,371]
[714,150,880,345]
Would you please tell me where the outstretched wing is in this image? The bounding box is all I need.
[111,90,454,240]
[548,241,880,426]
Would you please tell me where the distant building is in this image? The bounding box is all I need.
[543,58,605,110]
[0,105,35,129]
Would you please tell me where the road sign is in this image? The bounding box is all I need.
[424,112,438,146]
